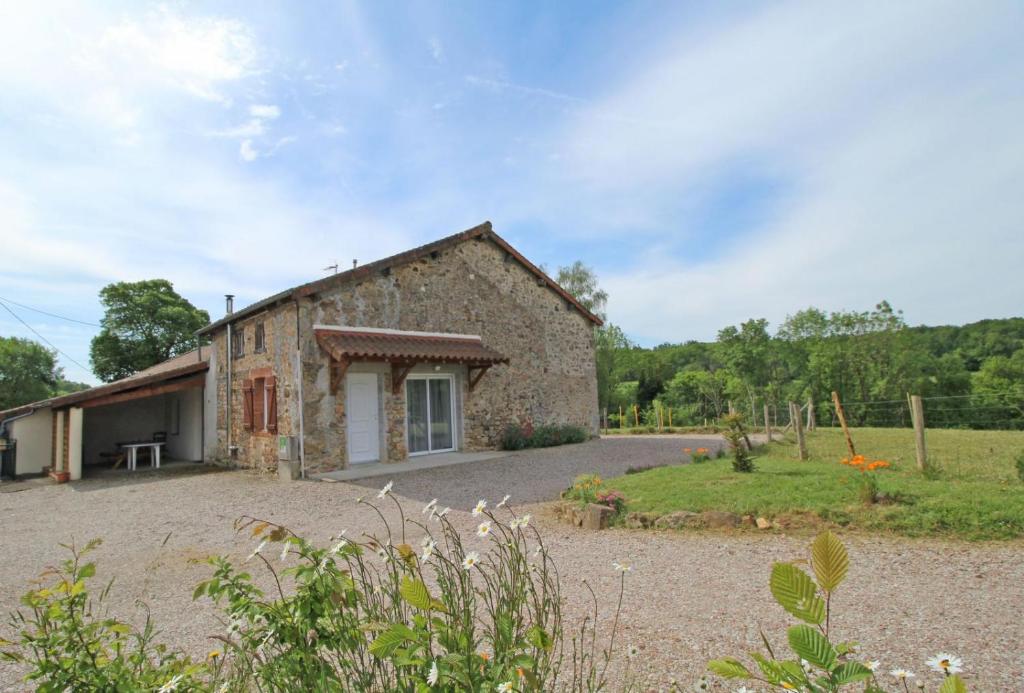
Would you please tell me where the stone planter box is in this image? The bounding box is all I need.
[554,501,615,530]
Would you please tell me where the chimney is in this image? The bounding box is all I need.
[225,294,234,315]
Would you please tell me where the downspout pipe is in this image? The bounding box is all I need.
[225,295,234,458]
[0,409,36,440]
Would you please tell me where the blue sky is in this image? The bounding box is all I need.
[1,1,1022,384]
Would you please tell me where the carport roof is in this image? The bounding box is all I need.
[0,349,209,419]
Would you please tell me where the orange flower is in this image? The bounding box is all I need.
[697,447,708,454]
[683,448,692,454]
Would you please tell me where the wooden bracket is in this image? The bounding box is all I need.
[329,357,350,395]
[467,365,491,392]
[391,362,416,394]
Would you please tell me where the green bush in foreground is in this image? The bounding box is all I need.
[500,423,589,450]
[708,530,969,692]
[0,539,206,692]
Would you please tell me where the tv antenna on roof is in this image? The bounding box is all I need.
[323,261,338,275]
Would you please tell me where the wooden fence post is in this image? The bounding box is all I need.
[807,397,816,431]
[668,407,673,428]
[633,404,639,428]
[619,405,623,429]
[791,402,808,460]
[910,395,928,471]
[831,391,856,458]
[764,403,772,442]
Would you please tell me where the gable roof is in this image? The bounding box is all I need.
[197,221,603,336]
[0,349,209,420]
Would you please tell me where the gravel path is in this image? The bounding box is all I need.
[1,437,1021,691]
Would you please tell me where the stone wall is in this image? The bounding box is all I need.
[209,302,300,473]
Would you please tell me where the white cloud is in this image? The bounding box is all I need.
[93,7,257,103]
[239,139,258,162]
[428,37,443,63]
[249,104,280,119]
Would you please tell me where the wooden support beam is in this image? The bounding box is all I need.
[79,375,205,409]
[467,365,491,392]
[329,357,350,395]
[391,362,416,394]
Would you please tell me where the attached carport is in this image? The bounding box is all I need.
[0,350,208,481]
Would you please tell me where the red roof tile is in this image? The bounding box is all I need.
[315,328,508,365]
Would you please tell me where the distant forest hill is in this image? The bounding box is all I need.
[596,303,1024,430]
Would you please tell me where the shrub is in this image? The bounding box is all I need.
[5,487,631,691]
[1,539,207,691]
[840,456,892,505]
[499,423,589,450]
[562,473,604,508]
[722,413,755,473]
[689,447,711,464]
[595,490,627,515]
[708,530,970,692]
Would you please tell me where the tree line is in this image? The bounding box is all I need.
[596,302,1024,430]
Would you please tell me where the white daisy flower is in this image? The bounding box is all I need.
[423,498,438,514]
[246,540,267,562]
[377,480,394,499]
[497,494,511,508]
[472,499,487,516]
[421,539,436,561]
[280,542,290,562]
[889,669,915,680]
[926,653,963,675]
[427,659,439,685]
[477,521,493,538]
[864,660,880,672]
[511,514,532,529]
[331,538,349,554]
[496,682,513,693]
[612,561,633,573]
[376,546,389,561]
[158,674,183,692]
[627,644,639,658]
[462,551,480,570]
[432,506,451,522]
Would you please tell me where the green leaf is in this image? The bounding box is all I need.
[939,675,968,693]
[78,563,96,580]
[811,531,849,593]
[527,626,553,652]
[770,563,825,624]
[750,653,786,686]
[400,576,432,611]
[369,623,418,658]
[830,661,873,686]
[787,625,835,670]
[707,658,752,679]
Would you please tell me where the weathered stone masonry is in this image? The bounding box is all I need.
[205,224,600,475]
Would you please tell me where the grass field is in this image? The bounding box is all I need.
[610,427,1024,540]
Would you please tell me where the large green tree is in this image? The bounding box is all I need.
[0,337,60,410]
[556,261,608,321]
[89,280,210,382]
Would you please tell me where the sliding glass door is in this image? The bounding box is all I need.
[406,375,456,455]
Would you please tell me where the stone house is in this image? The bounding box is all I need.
[196,222,602,475]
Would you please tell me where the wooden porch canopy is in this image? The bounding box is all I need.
[314,326,509,395]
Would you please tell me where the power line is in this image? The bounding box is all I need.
[0,295,100,327]
[0,301,92,375]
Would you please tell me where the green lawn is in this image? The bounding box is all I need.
[610,427,1024,540]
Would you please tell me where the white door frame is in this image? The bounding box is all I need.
[346,372,380,464]
[405,373,457,456]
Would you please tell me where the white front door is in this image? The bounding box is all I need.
[346,373,380,464]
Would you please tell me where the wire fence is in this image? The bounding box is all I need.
[602,391,1024,433]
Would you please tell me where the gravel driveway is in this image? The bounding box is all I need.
[1,437,1021,691]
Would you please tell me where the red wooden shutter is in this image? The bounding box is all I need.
[266,375,278,433]
[242,379,254,431]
